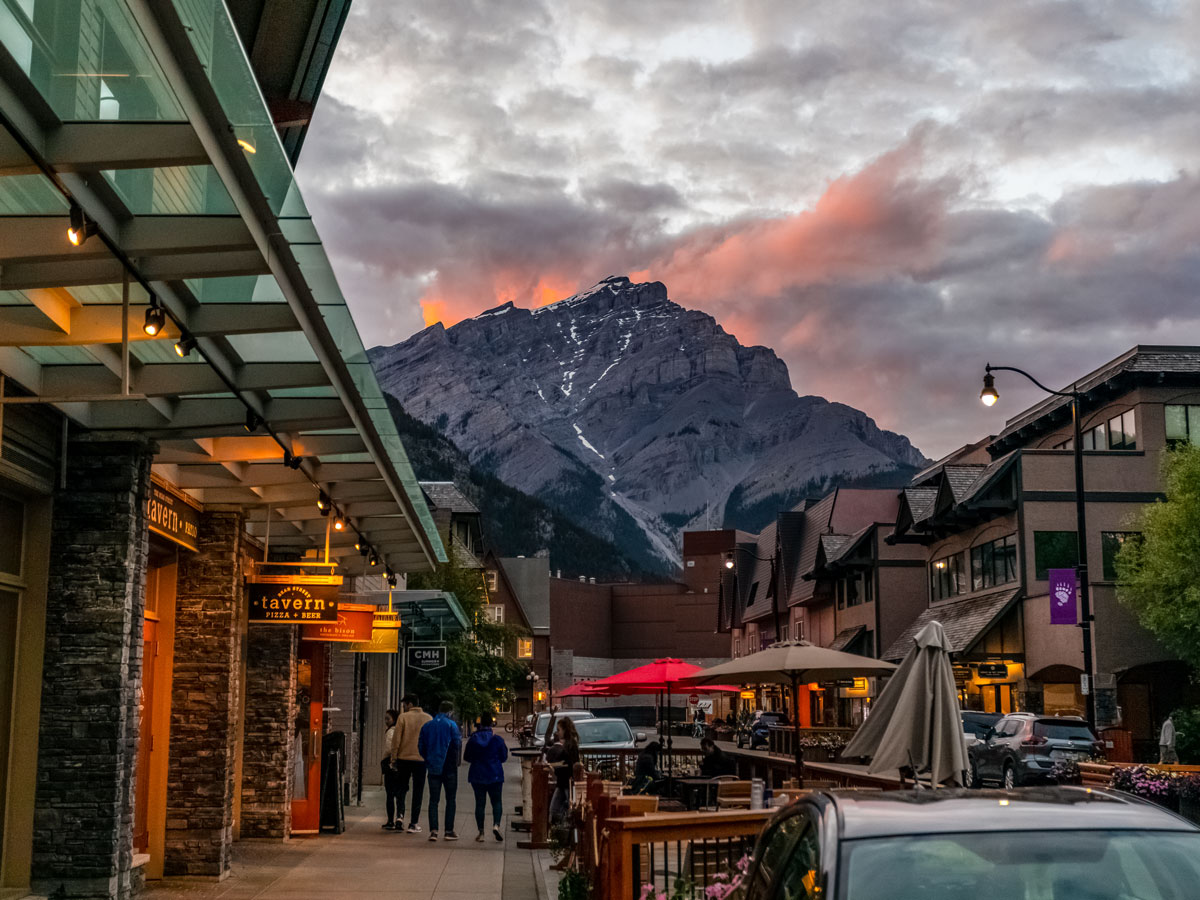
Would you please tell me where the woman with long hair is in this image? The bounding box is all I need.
[543,716,580,824]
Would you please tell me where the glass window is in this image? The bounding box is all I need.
[931,551,966,601]
[517,638,533,659]
[748,811,807,900]
[972,534,1018,591]
[840,830,1200,900]
[1166,404,1200,447]
[1034,531,1078,580]
[1101,532,1141,581]
[778,819,822,900]
[1107,409,1137,450]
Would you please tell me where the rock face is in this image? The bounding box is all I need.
[371,276,927,572]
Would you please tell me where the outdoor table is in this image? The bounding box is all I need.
[674,776,720,810]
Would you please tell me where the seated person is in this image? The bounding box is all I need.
[699,738,737,778]
[630,740,662,794]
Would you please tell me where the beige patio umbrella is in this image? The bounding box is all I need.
[842,621,967,787]
[684,641,896,786]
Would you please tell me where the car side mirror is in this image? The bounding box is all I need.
[984,728,997,741]
[635,732,647,743]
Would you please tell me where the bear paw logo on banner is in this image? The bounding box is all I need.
[1054,585,1073,607]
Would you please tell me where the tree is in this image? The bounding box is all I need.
[1115,443,1200,671]
[406,550,529,725]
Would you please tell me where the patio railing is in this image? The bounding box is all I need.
[766,725,856,762]
[597,809,771,900]
[581,747,705,783]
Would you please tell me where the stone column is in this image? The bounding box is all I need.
[163,511,243,877]
[32,438,153,900]
[239,625,297,838]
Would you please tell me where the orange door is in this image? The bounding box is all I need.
[134,618,157,852]
[291,642,325,833]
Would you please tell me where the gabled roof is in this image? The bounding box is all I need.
[882,587,1021,662]
[739,522,779,623]
[420,481,480,515]
[498,556,550,635]
[829,625,866,653]
[944,465,988,504]
[905,487,939,523]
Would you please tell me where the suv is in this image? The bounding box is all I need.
[970,712,1103,788]
[738,711,789,750]
[741,788,1200,900]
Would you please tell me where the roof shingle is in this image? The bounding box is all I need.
[882,587,1020,661]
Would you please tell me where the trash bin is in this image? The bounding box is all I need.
[321,730,346,833]
[1100,727,1133,763]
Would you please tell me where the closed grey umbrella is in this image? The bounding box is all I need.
[842,621,967,787]
[684,641,895,785]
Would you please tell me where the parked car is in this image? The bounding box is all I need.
[574,717,647,750]
[969,712,1103,788]
[737,711,789,749]
[742,787,1200,900]
[532,709,595,748]
[961,710,1003,752]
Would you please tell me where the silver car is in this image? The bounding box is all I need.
[532,709,595,748]
[574,717,647,750]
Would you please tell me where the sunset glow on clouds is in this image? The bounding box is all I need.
[297,0,1200,456]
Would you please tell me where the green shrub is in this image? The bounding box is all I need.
[1173,707,1200,765]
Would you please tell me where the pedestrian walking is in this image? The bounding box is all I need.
[464,711,509,842]
[381,709,401,829]
[1160,713,1179,765]
[543,716,580,824]
[389,693,432,833]
[418,700,462,841]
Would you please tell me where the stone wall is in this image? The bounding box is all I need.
[239,625,297,838]
[163,511,243,877]
[32,438,153,900]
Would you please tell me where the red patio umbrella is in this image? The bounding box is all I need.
[585,658,738,782]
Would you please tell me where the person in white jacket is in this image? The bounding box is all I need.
[1159,714,1179,765]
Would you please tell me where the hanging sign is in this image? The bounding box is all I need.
[406,644,448,672]
[739,690,757,699]
[147,480,200,552]
[248,583,338,623]
[977,663,1009,680]
[1048,568,1078,625]
[343,628,401,654]
[301,603,375,642]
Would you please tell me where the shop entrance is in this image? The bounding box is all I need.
[134,616,157,852]
[292,642,326,833]
[0,493,25,854]
[980,683,1014,714]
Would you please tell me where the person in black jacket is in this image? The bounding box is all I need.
[631,740,662,794]
[699,738,737,778]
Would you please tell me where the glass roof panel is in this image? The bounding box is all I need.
[24,345,98,365]
[130,340,203,364]
[226,331,319,363]
[67,283,151,305]
[101,166,237,215]
[0,0,184,121]
[185,275,287,304]
[0,174,69,214]
[269,387,338,399]
[0,291,33,306]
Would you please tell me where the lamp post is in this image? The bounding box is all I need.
[981,364,1096,731]
[526,670,537,717]
[724,548,782,643]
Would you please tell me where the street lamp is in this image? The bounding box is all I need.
[980,363,1096,731]
[526,670,537,715]
[726,547,782,643]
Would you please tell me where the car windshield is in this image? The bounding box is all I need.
[962,714,999,738]
[840,830,1200,900]
[535,714,551,735]
[1035,720,1095,741]
[576,721,633,744]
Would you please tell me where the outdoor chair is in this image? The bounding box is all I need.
[701,774,738,810]
[715,780,753,809]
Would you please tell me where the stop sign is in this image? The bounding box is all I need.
[688,693,699,705]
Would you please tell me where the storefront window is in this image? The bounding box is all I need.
[1034,531,1077,579]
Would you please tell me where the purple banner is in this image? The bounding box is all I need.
[1049,568,1078,625]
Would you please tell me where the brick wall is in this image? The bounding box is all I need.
[163,511,243,877]
[239,625,297,839]
[32,438,154,900]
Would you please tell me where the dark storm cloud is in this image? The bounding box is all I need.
[299,0,1200,456]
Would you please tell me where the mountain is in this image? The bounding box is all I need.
[387,396,652,580]
[371,276,927,572]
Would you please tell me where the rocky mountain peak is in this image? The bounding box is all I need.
[371,278,926,573]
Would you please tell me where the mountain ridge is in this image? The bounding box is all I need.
[372,276,927,570]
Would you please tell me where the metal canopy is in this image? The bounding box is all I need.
[0,0,445,574]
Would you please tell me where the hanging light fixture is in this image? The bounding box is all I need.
[174,333,196,357]
[724,551,736,570]
[142,298,166,336]
[354,537,363,552]
[333,514,346,532]
[244,408,260,432]
[67,203,97,246]
[386,570,397,588]
[317,490,330,513]
[368,551,379,567]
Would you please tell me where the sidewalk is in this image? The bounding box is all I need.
[141,745,540,900]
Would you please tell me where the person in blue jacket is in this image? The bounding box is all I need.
[464,711,509,842]
[418,700,462,841]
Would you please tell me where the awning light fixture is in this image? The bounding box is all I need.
[142,298,166,336]
[317,490,330,513]
[333,514,346,532]
[174,333,196,357]
[67,203,97,246]
[244,409,260,432]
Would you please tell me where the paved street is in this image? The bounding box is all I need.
[141,747,539,900]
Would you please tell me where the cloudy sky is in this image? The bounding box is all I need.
[296,0,1200,459]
